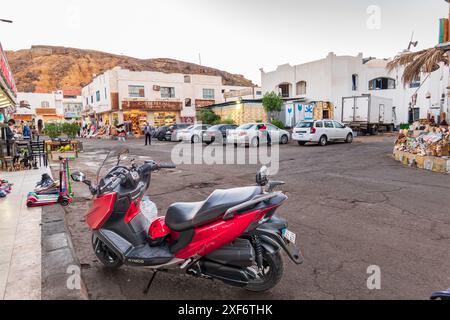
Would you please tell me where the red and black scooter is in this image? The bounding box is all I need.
[71,149,303,292]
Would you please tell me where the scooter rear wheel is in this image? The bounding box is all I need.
[92,234,123,269]
[245,250,284,292]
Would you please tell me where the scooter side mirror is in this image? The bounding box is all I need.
[71,171,86,182]
[256,166,269,186]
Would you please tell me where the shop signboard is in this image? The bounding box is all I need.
[122,100,182,111]
[294,103,308,124]
[292,104,314,122]
[284,103,295,128]
[304,104,314,120]
[0,43,17,96]
[195,99,215,109]
[64,111,80,118]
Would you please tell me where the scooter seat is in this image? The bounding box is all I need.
[166,186,262,232]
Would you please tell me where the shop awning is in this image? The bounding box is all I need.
[42,114,65,122]
[13,114,33,121]
[0,89,15,108]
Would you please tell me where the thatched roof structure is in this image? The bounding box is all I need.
[387,47,449,86]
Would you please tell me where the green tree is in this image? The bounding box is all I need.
[262,91,283,121]
[197,108,220,124]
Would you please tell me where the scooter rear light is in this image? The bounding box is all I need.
[148,217,171,247]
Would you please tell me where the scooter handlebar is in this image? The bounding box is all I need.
[139,162,176,175]
[158,163,177,169]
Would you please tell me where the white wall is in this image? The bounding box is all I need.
[16,91,64,116]
[81,70,113,114]
[261,52,450,125]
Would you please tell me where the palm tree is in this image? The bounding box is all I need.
[387,47,449,86]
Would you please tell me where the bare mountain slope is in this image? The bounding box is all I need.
[6,45,254,93]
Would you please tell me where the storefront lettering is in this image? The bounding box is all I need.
[122,100,182,111]
[195,99,215,108]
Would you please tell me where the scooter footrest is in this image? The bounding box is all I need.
[125,244,173,266]
[100,229,133,255]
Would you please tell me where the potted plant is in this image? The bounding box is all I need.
[62,123,80,139]
[43,123,62,140]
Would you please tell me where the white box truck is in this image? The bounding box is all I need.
[341,95,394,134]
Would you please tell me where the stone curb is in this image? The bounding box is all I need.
[41,204,88,300]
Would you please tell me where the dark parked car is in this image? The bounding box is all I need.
[202,124,238,145]
[154,126,169,141]
[165,123,192,142]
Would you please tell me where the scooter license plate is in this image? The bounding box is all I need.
[283,229,297,244]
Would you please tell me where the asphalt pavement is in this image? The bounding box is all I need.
[64,135,450,300]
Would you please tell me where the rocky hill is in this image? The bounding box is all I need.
[6,45,254,93]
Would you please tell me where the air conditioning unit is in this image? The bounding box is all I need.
[153,85,161,91]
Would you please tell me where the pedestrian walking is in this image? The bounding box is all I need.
[22,121,31,140]
[117,125,126,142]
[144,122,154,146]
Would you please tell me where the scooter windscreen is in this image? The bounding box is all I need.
[96,148,134,186]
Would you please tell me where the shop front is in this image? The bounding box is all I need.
[154,111,177,127]
[123,110,147,135]
[35,108,64,124]
[211,100,267,125]
[121,100,183,131]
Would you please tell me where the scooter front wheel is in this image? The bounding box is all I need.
[245,250,284,292]
[92,234,123,269]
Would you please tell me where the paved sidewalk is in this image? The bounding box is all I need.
[0,168,48,300]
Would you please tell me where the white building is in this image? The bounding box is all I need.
[81,67,256,132]
[261,52,450,126]
[15,90,83,130]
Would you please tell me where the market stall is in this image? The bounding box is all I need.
[393,121,450,173]
[44,140,81,160]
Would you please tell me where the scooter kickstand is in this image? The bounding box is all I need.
[143,271,157,295]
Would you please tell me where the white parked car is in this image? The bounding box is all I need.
[179,124,211,143]
[292,120,354,146]
[227,123,290,147]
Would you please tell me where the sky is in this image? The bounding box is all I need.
[1,0,448,85]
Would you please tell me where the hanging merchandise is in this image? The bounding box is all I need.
[394,126,450,157]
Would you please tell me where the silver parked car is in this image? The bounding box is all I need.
[202,124,238,145]
[227,123,290,147]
